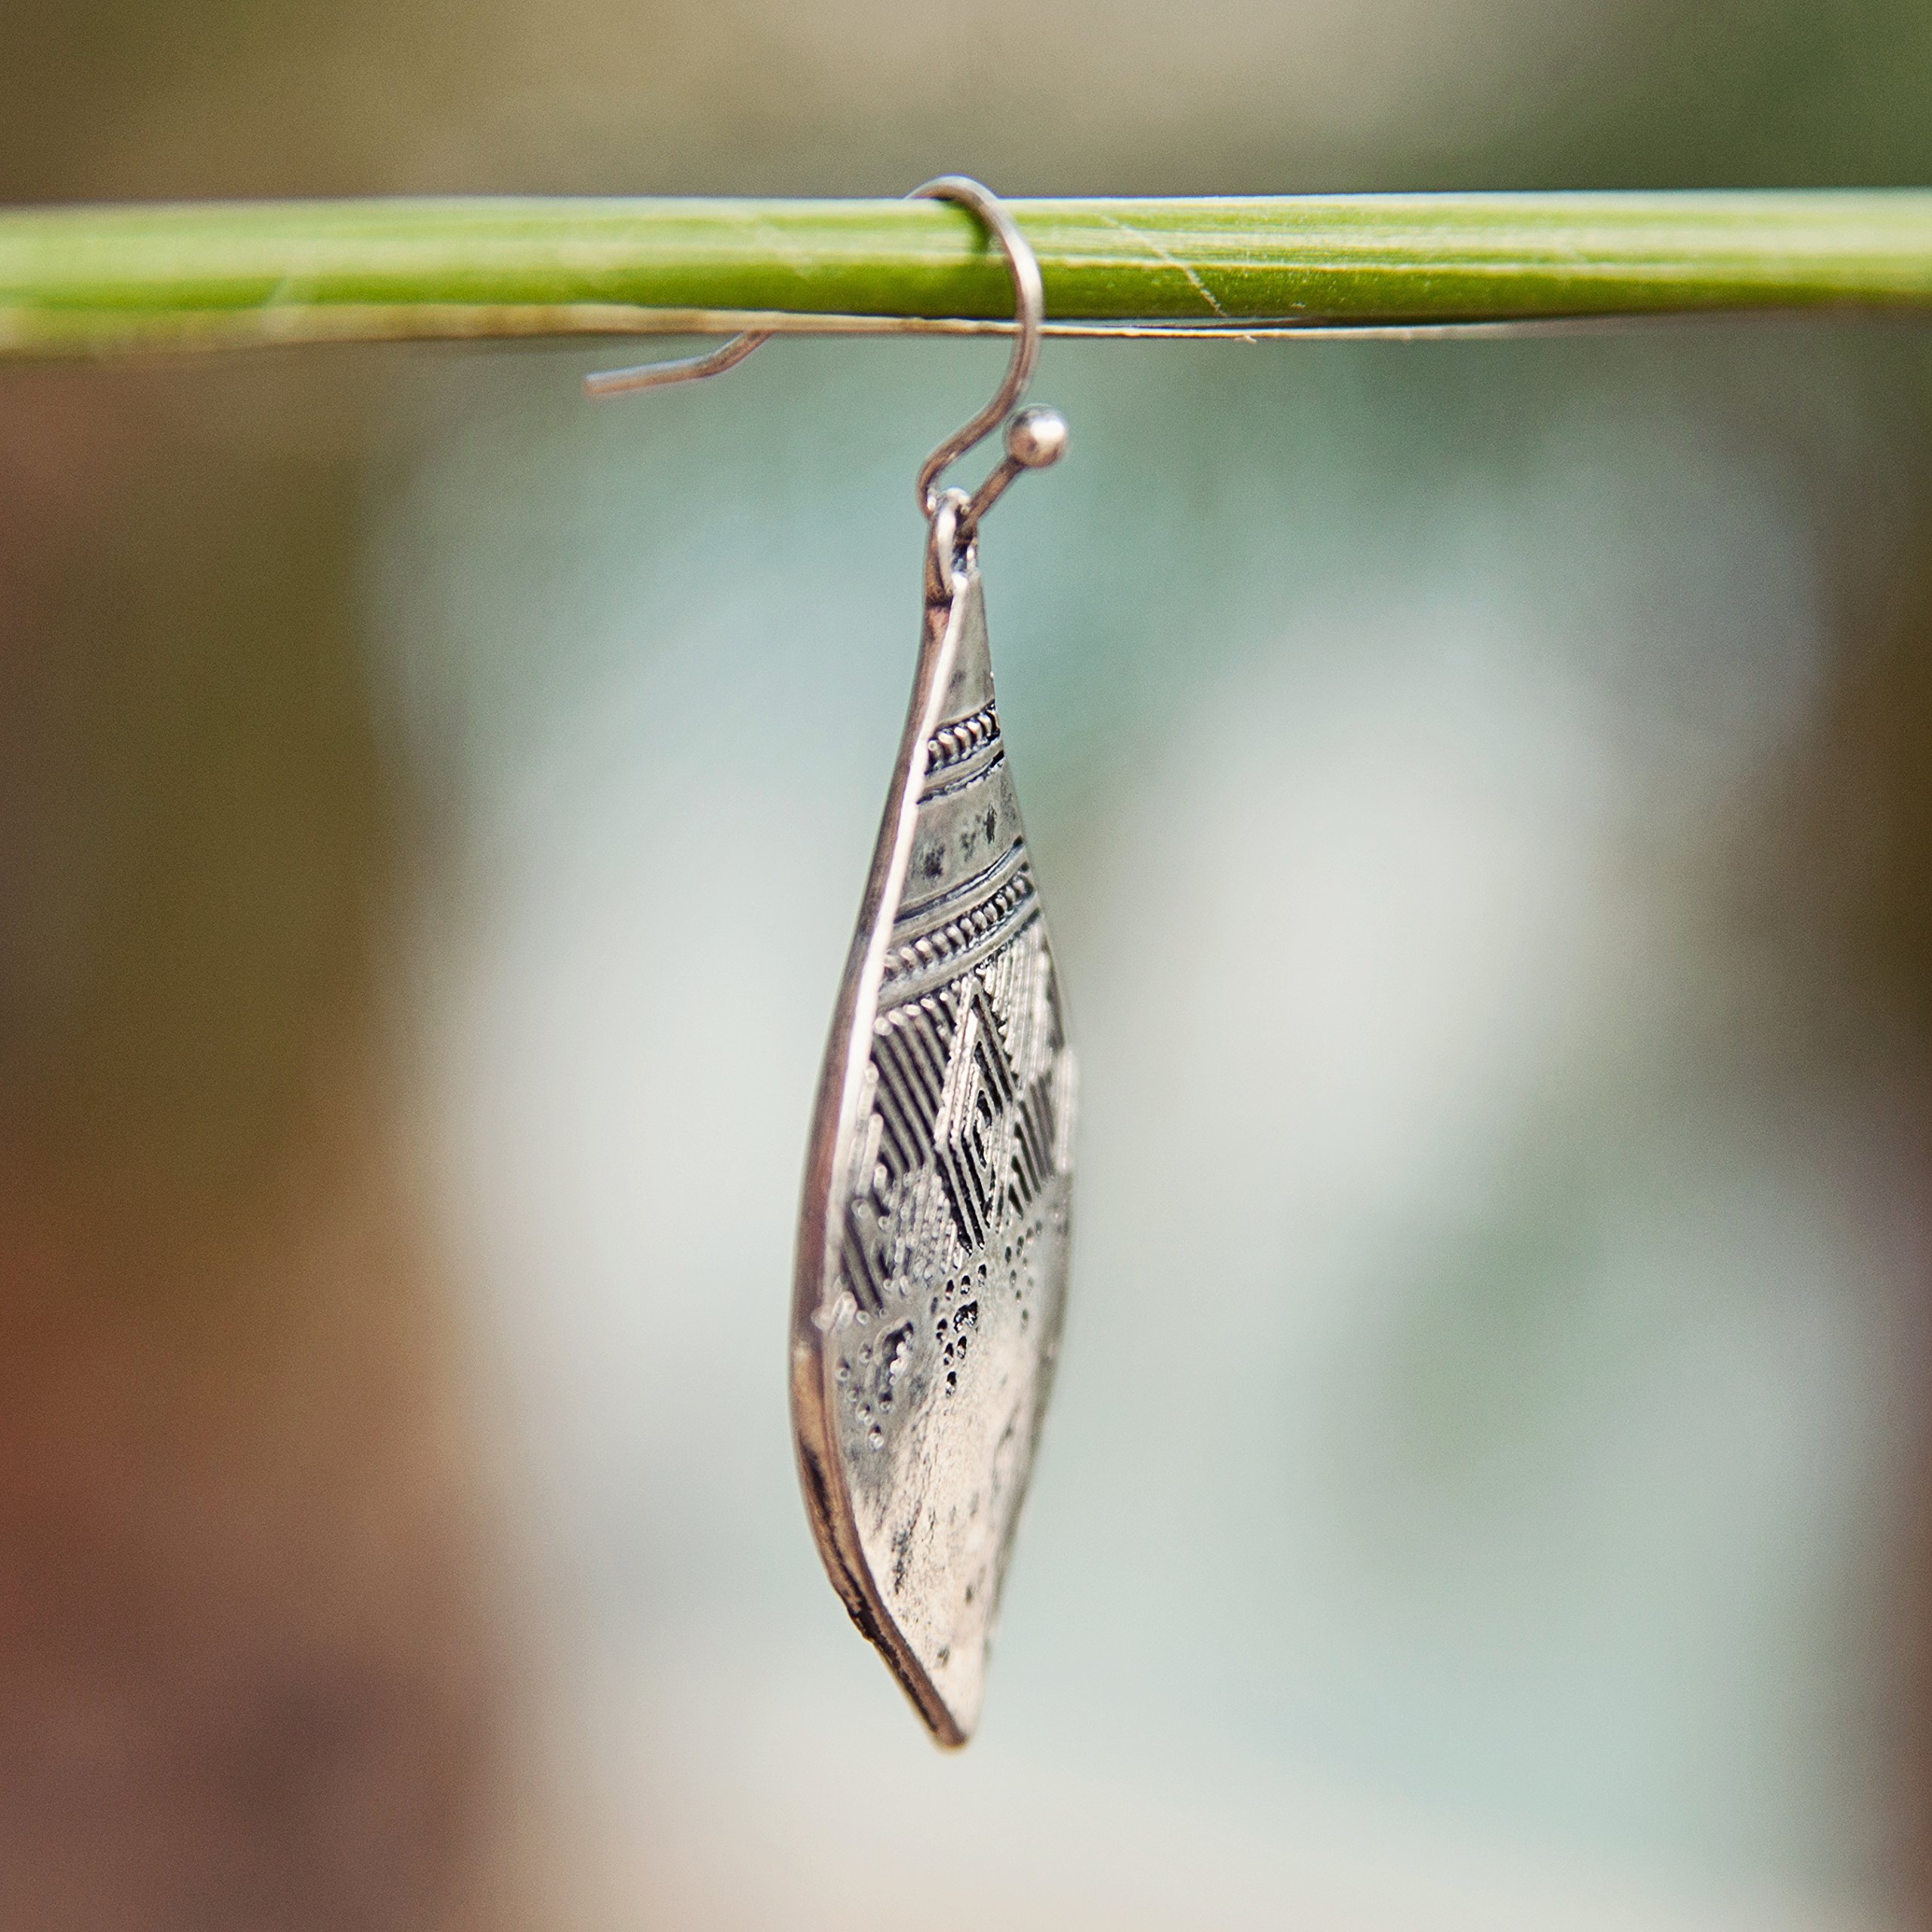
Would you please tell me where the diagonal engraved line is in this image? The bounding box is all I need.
[894,837,1026,930]
[877,1017,941,1131]
[882,893,1041,1001]
[869,1050,924,1177]
[920,749,1006,805]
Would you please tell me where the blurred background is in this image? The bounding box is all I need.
[5,4,1932,1928]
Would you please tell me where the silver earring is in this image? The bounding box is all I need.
[590,177,1075,1747]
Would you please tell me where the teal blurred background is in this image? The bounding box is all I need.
[4,6,1932,1930]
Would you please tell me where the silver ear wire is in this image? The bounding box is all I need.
[583,176,1065,540]
[905,177,1063,534]
[582,325,771,397]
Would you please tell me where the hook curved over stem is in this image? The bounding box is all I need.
[906,176,1048,521]
[583,175,1065,540]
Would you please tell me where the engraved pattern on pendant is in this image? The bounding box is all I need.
[796,568,1075,1745]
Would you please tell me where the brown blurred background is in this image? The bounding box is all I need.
[5,3,1932,1928]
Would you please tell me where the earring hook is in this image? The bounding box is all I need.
[906,176,1066,536]
[583,175,1066,538]
[583,325,771,397]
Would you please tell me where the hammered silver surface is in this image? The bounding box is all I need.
[792,562,1075,1746]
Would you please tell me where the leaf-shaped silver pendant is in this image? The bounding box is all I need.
[792,548,1076,1746]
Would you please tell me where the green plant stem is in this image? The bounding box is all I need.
[4,192,1932,358]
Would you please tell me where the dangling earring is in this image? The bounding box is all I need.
[589,177,1076,1747]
